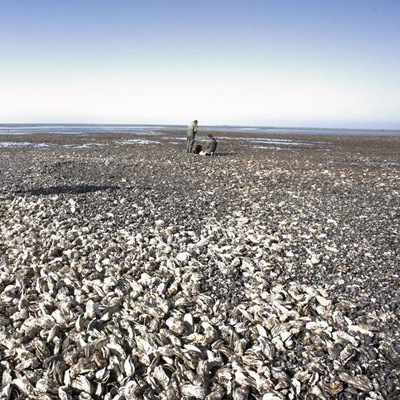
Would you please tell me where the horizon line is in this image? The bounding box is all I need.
[0,122,399,132]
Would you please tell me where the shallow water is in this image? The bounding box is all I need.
[327,160,400,167]
[0,142,49,148]
[0,139,161,149]
[250,140,311,146]
[1,124,399,137]
[117,139,161,145]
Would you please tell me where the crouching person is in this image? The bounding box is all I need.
[200,134,218,156]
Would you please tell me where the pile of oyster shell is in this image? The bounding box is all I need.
[0,191,399,400]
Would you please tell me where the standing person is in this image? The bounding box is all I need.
[186,120,198,153]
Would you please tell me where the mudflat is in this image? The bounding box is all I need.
[0,130,399,399]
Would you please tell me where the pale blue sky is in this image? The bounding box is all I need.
[1,0,399,128]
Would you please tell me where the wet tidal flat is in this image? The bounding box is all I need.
[0,131,399,399]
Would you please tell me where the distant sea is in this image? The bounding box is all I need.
[0,124,399,137]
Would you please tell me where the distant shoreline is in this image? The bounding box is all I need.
[0,123,399,137]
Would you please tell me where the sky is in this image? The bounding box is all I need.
[0,0,399,129]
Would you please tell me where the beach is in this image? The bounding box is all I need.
[0,130,399,399]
